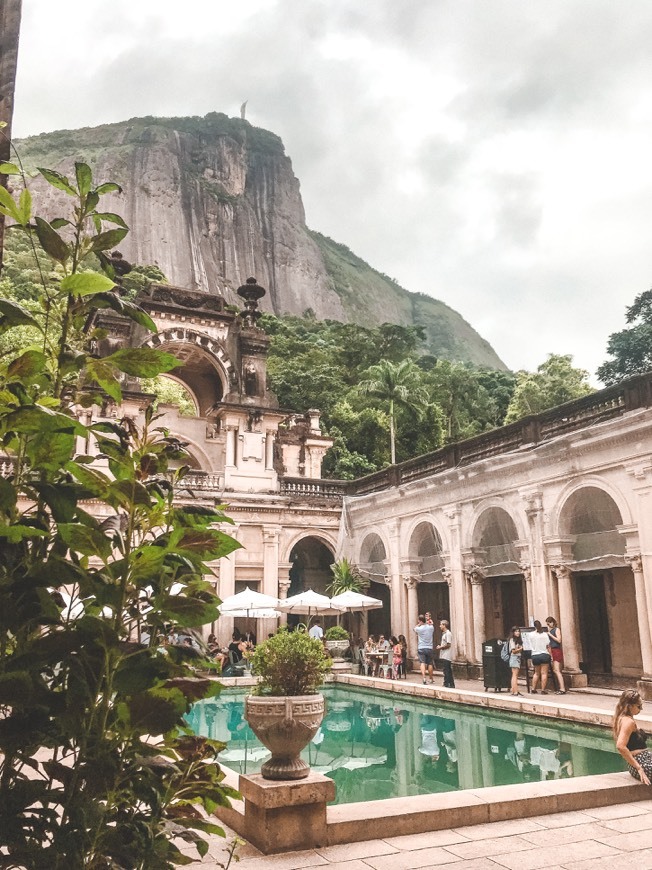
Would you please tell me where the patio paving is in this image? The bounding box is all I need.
[186,674,652,869]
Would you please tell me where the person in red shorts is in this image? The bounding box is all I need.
[546,616,567,695]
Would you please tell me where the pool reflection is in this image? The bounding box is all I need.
[186,686,621,805]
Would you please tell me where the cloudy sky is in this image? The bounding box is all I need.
[11,0,652,378]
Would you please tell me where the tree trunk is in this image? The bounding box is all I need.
[0,0,22,271]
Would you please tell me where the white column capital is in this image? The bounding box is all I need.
[519,562,532,583]
[552,563,573,581]
[466,565,486,585]
[627,553,643,575]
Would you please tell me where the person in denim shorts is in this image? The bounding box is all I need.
[414,614,435,684]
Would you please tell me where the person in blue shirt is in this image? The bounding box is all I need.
[414,614,435,684]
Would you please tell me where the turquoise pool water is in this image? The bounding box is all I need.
[186,685,622,805]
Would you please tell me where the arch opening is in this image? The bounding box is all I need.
[359,534,391,638]
[474,507,525,638]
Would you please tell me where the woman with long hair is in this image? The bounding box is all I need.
[529,620,551,694]
[398,634,408,679]
[507,626,523,696]
[545,616,566,694]
[614,689,651,784]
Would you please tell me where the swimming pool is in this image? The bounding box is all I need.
[186,684,622,805]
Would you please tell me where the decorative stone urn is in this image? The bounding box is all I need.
[244,694,325,780]
[325,639,350,661]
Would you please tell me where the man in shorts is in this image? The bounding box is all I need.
[414,614,435,684]
[436,619,455,688]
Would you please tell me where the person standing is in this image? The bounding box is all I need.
[308,618,324,641]
[529,620,551,694]
[507,626,523,696]
[414,614,435,684]
[436,619,455,688]
[546,616,567,694]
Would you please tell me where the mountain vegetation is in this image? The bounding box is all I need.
[597,288,652,385]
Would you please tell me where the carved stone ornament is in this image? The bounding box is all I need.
[552,564,572,581]
[626,554,643,574]
[441,567,452,587]
[519,562,532,583]
[466,565,486,585]
[404,576,419,590]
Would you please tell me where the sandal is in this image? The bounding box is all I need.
[541,691,548,695]
[531,690,538,694]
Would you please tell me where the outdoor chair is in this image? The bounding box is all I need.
[357,649,372,676]
[223,650,248,678]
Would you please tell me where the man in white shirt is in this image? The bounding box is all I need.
[308,618,324,641]
[436,619,455,688]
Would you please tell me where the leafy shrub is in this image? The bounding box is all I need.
[324,625,350,641]
[249,628,330,696]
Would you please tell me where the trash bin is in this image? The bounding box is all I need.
[482,638,511,691]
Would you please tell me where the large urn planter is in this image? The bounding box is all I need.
[325,639,350,660]
[245,694,325,780]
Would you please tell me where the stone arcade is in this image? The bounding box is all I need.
[78,279,652,694]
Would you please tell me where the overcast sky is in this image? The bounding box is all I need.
[11,0,652,378]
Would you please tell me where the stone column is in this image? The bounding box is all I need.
[225,425,236,467]
[235,427,243,467]
[387,520,402,639]
[277,573,292,627]
[627,555,652,696]
[625,462,652,695]
[552,564,587,687]
[217,534,238,646]
[264,430,275,470]
[522,491,553,617]
[466,566,486,664]
[405,576,419,661]
[445,506,467,662]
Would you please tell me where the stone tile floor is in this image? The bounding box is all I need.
[188,802,652,869]
[185,674,652,869]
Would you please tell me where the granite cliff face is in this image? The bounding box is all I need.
[16,113,506,369]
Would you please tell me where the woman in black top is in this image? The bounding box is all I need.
[614,689,651,784]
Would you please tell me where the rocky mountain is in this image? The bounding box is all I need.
[15,113,506,369]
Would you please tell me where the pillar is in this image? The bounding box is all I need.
[387,521,401,638]
[278,574,291,627]
[467,566,486,664]
[445,506,467,662]
[265,430,275,471]
[225,425,236,467]
[626,461,652,695]
[628,555,652,696]
[405,577,419,661]
[552,564,587,688]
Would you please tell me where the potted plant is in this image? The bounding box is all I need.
[245,628,331,780]
[324,624,351,661]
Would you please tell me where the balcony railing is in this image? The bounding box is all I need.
[347,372,652,495]
[279,477,348,502]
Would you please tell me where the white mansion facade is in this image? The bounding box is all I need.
[89,281,652,696]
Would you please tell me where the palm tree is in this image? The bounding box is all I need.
[357,358,428,465]
[326,558,367,596]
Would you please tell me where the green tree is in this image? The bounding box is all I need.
[505,353,594,423]
[597,289,652,385]
[357,359,430,465]
[326,557,367,596]
[0,160,238,867]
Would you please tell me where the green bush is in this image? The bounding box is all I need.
[249,628,330,696]
[324,625,350,640]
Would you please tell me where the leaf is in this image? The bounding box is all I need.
[84,357,122,402]
[117,299,157,333]
[0,671,32,705]
[0,299,40,333]
[75,162,93,197]
[0,476,17,511]
[95,181,122,195]
[105,347,179,378]
[50,217,71,229]
[34,216,70,263]
[29,430,77,473]
[59,271,115,297]
[17,188,32,225]
[7,349,46,379]
[0,162,20,175]
[0,185,21,222]
[0,524,48,542]
[58,523,112,559]
[37,167,77,196]
[93,212,129,229]
[158,594,219,627]
[4,405,84,435]
[90,227,129,253]
[109,479,152,507]
[125,687,188,735]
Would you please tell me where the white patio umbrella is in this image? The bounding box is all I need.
[218,587,280,615]
[276,589,344,621]
[220,608,281,619]
[329,590,384,613]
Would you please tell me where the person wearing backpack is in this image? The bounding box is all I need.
[505,626,524,696]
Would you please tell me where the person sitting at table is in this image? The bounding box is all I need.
[364,635,378,675]
[377,634,390,652]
